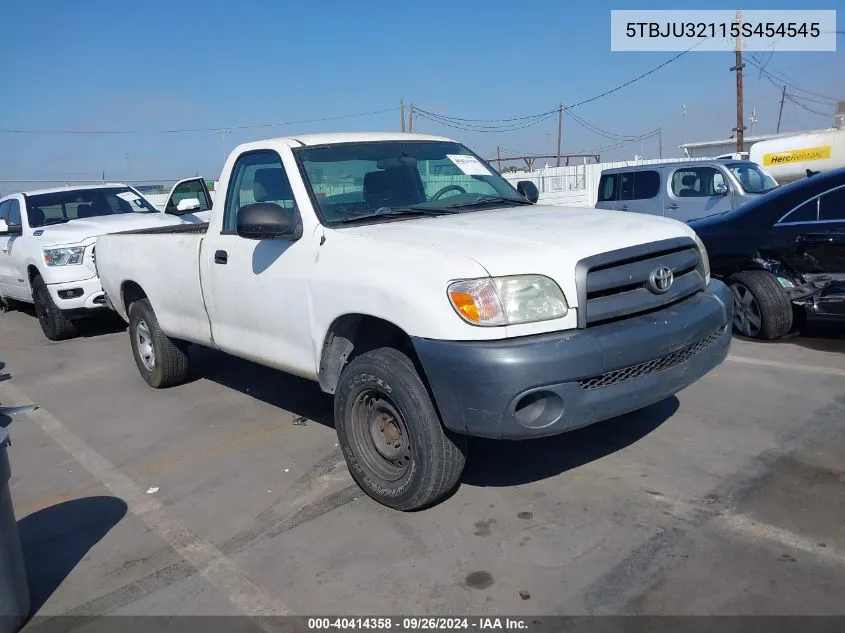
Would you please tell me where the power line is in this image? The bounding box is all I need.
[785,95,832,118]
[565,109,656,141]
[413,107,558,123]
[567,39,709,109]
[746,55,841,103]
[413,109,556,131]
[573,133,659,155]
[787,92,837,107]
[0,107,399,135]
[414,111,557,133]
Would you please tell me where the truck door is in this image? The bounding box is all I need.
[0,200,12,297]
[199,149,315,376]
[163,178,213,223]
[0,200,28,300]
[665,166,734,222]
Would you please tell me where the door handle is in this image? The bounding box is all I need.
[214,250,228,264]
[618,205,629,211]
[667,203,679,210]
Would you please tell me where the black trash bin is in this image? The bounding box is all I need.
[0,427,29,633]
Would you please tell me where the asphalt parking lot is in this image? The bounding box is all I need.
[1,307,843,618]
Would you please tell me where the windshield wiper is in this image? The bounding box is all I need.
[437,194,533,209]
[337,207,458,224]
[39,218,71,226]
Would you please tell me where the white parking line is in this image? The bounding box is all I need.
[727,355,845,378]
[0,379,291,618]
[717,512,845,566]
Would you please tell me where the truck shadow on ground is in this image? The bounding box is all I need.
[11,304,127,337]
[18,496,127,613]
[462,396,679,487]
[191,345,679,487]
[190,346,334,427]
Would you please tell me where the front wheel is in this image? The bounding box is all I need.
[31,275,78,341]
[727,270,793,340]
[128,299,190,388]
[334,347,466,511]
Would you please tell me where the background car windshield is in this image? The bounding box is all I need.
[295,141,524,223]
[727,163,778,194]
[26,187,157,227]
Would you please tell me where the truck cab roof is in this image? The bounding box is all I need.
[5,183,132,199]
[233,132,453,154]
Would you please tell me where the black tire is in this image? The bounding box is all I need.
[334,347,467,511]
[128,299,190,388]
[726,270,793,340]
[31,275,78,341]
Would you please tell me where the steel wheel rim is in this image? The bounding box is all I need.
[135,319,156,371]
[731,282,762,337]
[349,389,411,482]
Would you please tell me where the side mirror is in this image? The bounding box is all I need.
[714,183,729,196]
[236,203,301,240]
[516,181,539,204]
[0,219,21,236]
[175,198,202,213]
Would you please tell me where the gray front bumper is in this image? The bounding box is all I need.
[413,280,732,439]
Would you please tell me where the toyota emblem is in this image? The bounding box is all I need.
[647,266,674,294]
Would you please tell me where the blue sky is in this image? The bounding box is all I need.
[1,0,842,188]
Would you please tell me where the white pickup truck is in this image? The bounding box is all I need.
[96,132,733,510]
[0,181,211,340]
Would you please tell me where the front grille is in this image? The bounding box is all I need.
[577,326,725,391]
[578,239,706,327]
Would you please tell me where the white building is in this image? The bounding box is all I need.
[679,131,814,159]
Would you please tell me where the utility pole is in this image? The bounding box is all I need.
[658,128,663,159]
[496,146,502,172]
[408,104,414,132]
[218,129,232,163]
[400,99,405,132]
[556,104,563,167]
[777,86,786,133]
[730,10,745,153]
[682,104,687,145]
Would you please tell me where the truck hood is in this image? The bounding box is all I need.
[31,213,184,245]
[341,204,697,306]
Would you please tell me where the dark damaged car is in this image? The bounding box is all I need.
[690,167,844,340]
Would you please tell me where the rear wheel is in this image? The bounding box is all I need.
[31,275,78,341]
[334,347,466,511]
[727,270,793,340]
[128,299,190,388]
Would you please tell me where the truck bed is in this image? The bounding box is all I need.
[96,227,213,345]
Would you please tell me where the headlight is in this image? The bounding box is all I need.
[693,234,710,283]
[43,247,85,266]
[447,275,568,326]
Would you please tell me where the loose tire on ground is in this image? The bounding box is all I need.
[726,269,793,340]
[334,347,467,511]
[128,299,190,388]
[31,275,78,341]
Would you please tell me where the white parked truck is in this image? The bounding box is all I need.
[0,183,210,340]
[95,132,733,510]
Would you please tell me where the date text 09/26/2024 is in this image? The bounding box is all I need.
[307,617,528,630]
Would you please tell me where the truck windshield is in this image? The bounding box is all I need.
[25,186,157,227]
[294,141,527,225]
[727,163,779,194]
